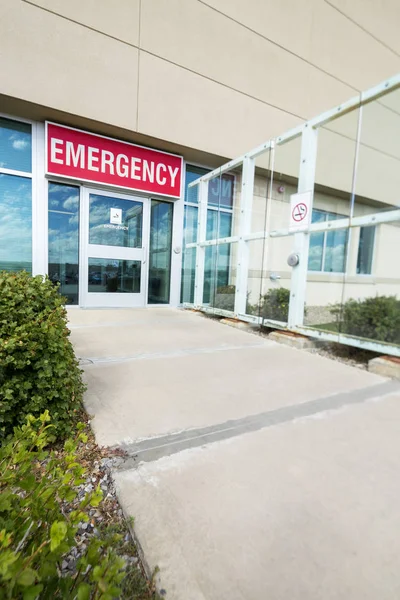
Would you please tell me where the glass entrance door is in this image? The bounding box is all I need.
[80,188,149,307]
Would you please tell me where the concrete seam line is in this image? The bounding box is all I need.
[323,0,400,58]
[20,0,304,120]
[81,342,271,365]
[118,380,400,466]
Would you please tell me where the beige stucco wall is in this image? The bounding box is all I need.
[1,0,399,167]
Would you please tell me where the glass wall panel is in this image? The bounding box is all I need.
[208,173,235,209]
[245,239,266,319]
[337,224,400,346]
[181,203,198,303]
[203,245,232,304]
[88,258,141,293]
[181,165,208,303]
[48,183,80,305]
[338,88,400,349]
[203,166,240,311]
[148,200,173,304]
[207,242,238,312]
[250,149,271,236]
[0,117,32,173]
[89,194,143,248]
[247,138,299,325]
[356,226,375,275]
[304,106,360,328]
[354,88,400,216]
[0,174,32,273]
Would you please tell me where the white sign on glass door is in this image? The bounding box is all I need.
[110,208,122,225]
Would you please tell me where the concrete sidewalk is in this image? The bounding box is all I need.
[68,308,400,599]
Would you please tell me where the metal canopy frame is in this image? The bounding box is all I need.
[185,73,400,357]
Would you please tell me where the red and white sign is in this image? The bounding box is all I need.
[289,191,312,231]
[46,122,183,198]
[292,202,308,222]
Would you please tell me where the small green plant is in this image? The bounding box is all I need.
[331,295,400,344]
[0,271,86,440]
[258,288,291,322]
[0,412,127,599]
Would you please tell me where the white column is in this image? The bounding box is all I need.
[193,179,208,306]
[288,125,318,328]
[32,122,47,276]
[234,157,255,315]
[169,189,185,307]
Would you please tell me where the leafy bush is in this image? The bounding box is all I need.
[212,286,294,322]
[0,271,85,440]
[331,295,400,344]
[0,412,126,599]
[258,288,291,322]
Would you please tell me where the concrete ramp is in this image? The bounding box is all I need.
[68,308,400,599]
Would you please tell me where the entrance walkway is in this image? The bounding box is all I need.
[69,308,400,600]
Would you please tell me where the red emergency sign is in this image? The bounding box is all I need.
[46,122,183,198]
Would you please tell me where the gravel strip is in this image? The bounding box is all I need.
[56,416,161,599]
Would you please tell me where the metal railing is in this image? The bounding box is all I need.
[183,73,400,357]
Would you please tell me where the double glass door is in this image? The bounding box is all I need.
[80,188,149,307]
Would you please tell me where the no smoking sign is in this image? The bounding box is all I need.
[292,202,308,222]
[289,192,312,231]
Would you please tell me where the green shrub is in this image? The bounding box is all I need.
[0,412,126,599]
[0,271,85,440]
[259,288,291,322]
[212,286,293,321]
[331,295,400,344]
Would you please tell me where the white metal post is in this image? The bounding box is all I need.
[287,124,318,328]
[234,157,255,315]
[32,122,47,277]
[169,175,185,307]
[193,179,208,306]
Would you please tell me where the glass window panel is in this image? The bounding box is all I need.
[148,200,173,304]
[208,174,235,208]
[206,210,217,241]
[206,210,232,241]
[89,194,143,248]
[88,258,141,293]
[204,210,233,302]
[183,205,198,244]
[324,229,348,273]
[185,165,208,204]
[308,210,325,271]
[308,209,348,273]
[327,211,345,221]
[308,232,324,271]
[311,210,326,223]
[203,244,231,303]
[48,183,80,305]
[357,226,376,275]
[0,118,32,173]
[0,174,32,272]
[220,212,232,238]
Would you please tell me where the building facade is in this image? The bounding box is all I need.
[1,0,400,308]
